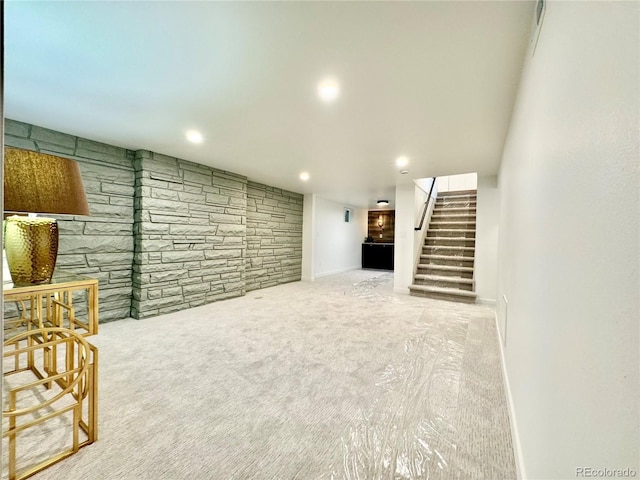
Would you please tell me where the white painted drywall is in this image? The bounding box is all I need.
[414,177,435,194]
[312,196,366,278]
[301,193,315,281]
[497,2,639,478]
[436,172,477,192]
[413,178,437,272]
[474,175,499,305]
[393,183,416,293]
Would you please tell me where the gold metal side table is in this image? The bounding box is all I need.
[3,270,99,480]
[3,269,99,339]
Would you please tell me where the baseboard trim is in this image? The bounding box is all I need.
[301,275,315,282]
[314,265,360,279]
[494,312,526,480]
[393,287,410,295]
[478,297,497,306]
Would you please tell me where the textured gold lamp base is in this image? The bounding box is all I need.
[4,216,59,285]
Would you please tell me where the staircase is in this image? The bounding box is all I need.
[409,189,477,303]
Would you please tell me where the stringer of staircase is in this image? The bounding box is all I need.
[409,189,477,303]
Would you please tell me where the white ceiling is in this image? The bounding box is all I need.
[4,1,534,209]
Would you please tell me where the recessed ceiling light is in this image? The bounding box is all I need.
[396,156,409,168]
[377,200,389,206]
[317,78,340,102]
[300,172,310,181]
[186,130,203,144]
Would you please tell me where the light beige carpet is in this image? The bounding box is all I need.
[6,270,515,479]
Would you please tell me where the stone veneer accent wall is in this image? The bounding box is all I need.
[131,151,248,319]
[4,119,303,322]
[246,182,303,291]
[4,119,135,322]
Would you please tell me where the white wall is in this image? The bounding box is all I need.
[414,177,435,194]
[301,194,315,281]
[497,2,639,478]
[413,178,437,272]
[307,196,366,279]
[393,183,415,293]
[436,172,477,192]
[395,179,438,294]
[474,175,499,305]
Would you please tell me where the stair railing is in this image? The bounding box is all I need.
[414,178,436,231]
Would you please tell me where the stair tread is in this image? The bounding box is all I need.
[427,235,476,239]
[437,194,477,198]
[434,206,476,209]
[425,240,476,246]
[435,206,477,209]
[420,254,475,261]
[437,190,477,197]
[430,221,477,225]
[432,212,477,216]
[425,243,476,248]
[414,274,474,284]
[431,219,477,222]
[433,203,478,212]
[423,245,475,251]
[434,208,476,211]
[418,187,477,297]
[417,264,474,272]
[431,219,476,222]
[427,229,475,234]
[409,285,477,298]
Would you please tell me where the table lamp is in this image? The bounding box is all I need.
[3,147,89,285]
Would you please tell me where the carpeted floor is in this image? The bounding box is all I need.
[5,270,515,480]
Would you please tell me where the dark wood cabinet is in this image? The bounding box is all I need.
[362,243,394,270]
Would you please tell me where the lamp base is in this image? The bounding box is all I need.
[4,216,59,285]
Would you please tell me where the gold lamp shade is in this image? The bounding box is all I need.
[4,147,89,285]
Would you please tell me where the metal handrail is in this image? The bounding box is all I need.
[414,178,436,231]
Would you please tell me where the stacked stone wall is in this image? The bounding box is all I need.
[4,120,304,322]
[5,120,135,322]
[131,151,247,318]
[246,182,303,291]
